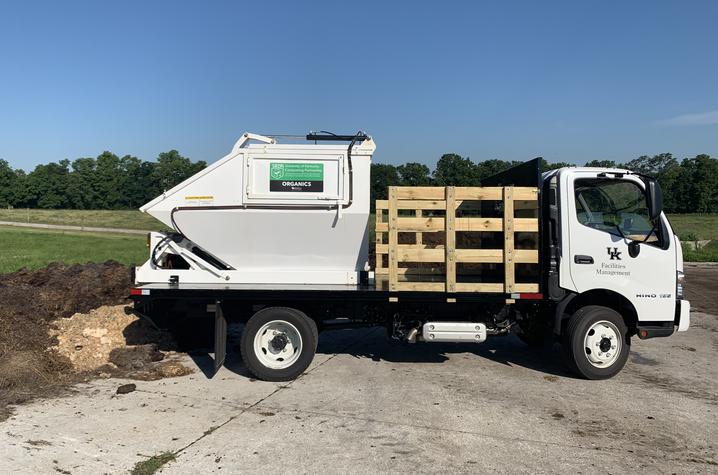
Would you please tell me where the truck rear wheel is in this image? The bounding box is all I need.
[240,307,318,382]
[562,305,630,380]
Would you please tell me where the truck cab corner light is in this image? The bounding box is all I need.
[130,288,150,296]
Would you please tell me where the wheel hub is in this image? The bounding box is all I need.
[599,338,612,352]
[270,333,288,351]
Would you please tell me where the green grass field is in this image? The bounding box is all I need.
[0,212,715,274]
[666,214,718,241]
[0,226,147,273]
[0,209,713,238]
[0,208,164,230]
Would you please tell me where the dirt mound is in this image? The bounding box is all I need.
[0,262,190,421]
[50,304,191,380]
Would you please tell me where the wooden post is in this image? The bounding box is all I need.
[375,208,384,274]
[503,186,515,293]
[445,186,456,294]
[388,187,399,292]
[416,209,423,246]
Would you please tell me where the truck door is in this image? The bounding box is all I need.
[565,172,676,322]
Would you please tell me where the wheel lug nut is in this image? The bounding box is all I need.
[595,342,600,347]
[598,352,603,356]
[606,352,611,357]
[611,345,616,350]
[609,335,614,340]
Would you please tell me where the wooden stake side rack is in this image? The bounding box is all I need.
[375,186,540,294]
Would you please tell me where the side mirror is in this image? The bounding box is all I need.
[646,179,663,221]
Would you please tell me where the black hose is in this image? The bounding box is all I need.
[344,131,367,209]
[150,235,174,268]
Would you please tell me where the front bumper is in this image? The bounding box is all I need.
[676,299,690,332]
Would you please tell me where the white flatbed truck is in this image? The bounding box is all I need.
[129,132,690,381]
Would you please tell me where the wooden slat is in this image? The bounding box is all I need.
[396,187,446,200]
[388,187,398,292]
[455,217,538,232]
[455,249,503,263]
[376,244,443,252]
[445,186,456,293]
[377,218,537,233]
[395,248,445,262]
[376,276,539,293]
[396,282,445,292]
[456,217,499,231]
[455,187,503,200]
[504,186,515,293]
[395,217,445,231]
[397,267,444,275]
[389,186,537,202]
[451,282,540,293]
[377,247,538,264]
[376,199,447,210]
[513,249,538,264]
[514,187,539,200]
[455,283,504,293]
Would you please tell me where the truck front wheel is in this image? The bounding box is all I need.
[240,307,318,382]
[562,305,630,380]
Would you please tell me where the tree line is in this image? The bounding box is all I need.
[372,153,718,213]
[0,151,206,209]
[1,150,716,213]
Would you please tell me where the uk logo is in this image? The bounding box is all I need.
[607,247,622,260]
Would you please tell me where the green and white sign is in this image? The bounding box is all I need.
[269,162,324,192]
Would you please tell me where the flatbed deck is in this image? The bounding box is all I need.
[130,281,534,303]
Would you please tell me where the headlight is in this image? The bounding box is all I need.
[676,271,685,299]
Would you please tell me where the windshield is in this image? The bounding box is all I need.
[574,178,659,243]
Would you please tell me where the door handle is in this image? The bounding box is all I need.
[574,255,594,264]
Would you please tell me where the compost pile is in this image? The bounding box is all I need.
[0,262,191,421]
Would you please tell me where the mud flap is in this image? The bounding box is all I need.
[214,300,227,375]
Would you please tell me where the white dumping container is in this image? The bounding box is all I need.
[135,132,376,285]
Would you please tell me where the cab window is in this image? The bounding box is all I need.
[574,178,660,244]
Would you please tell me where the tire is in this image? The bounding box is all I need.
[561,305,630,380]
[240,307,318,382]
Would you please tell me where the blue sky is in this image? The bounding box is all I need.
[1,1,716,170]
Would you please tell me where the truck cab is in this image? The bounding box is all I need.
[541,166,690,378]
